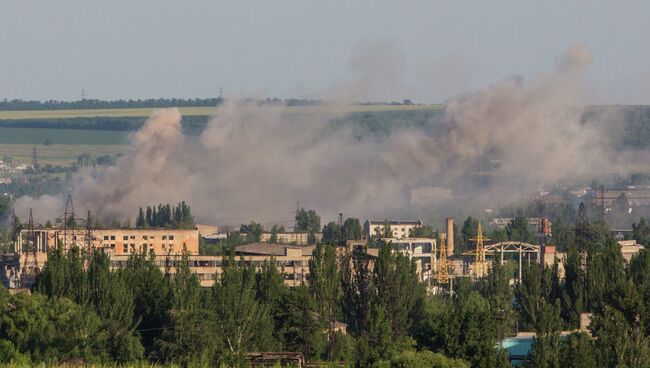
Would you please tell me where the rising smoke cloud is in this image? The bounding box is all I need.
[14,45,616,226]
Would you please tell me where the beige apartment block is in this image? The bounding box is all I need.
[17,228,199,256]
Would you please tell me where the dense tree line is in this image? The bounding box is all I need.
[6,203,650,366]
[0,98,223,111]
[0,241,479,366]
[135,202,194,230]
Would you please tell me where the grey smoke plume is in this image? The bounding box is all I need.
[14,45,616,226]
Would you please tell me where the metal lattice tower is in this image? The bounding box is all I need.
[436,235,450,285]
[31,145,38,169]
[471,222,489,278]
[575,202,589,272]
[56,194,84,251]
[84,210,96,261]
[22,208,37,271]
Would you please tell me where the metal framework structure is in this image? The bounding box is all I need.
[470,223,489,278]
[55,194,86,250]
[575,202,589,272]
[20,208,38,287]
[462,241,540,282]
[436,236,449,285]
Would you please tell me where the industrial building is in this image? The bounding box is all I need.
[109,242,314,287]
[16,228,199,256]
[365,219,423,239]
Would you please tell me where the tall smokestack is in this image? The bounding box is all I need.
[446,218,454,257]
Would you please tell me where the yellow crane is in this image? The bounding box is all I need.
[471,222,489,278]
[436,235,450,285]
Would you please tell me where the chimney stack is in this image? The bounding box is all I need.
[446,218,454,257]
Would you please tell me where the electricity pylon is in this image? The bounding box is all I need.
[471,222,489,278]
[436,235,450,285]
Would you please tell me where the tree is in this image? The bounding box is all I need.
[559,332,596,368]
[505,216,534,243]
[560,247,585,328]
[240,222,263,243]
[276,286,326,359]
[476,260,516,340]
[0,292,106,363]
[295,208,320,244]
[632,217,650,246]
[374,241,423,343]
[322,222,342,245]
[308,243,340,357]
[460,216,479,255]
[121,253,172,355]
[342,217,362,240]
[526,299,562,368]
[386,350,470,368]
[409,224,434,238]
[156,308,220,365]
[211,256,275,359]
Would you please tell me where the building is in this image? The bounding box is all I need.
[365,220,423,239]
[618,240,644,262]
[259,232,322,245]
[16,228,199,256]
[489,217,552,234]
[109,242,314,287]
[363,237,437,282]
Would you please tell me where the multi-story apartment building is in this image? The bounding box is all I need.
[16,228,199,256]
[110,242,314,287]
[365,220,423,239]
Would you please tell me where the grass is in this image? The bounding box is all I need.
[0,104,443,120]
[0,127,129,145]
[0,144,125,165]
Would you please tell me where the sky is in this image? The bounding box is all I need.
[1,0,649,104]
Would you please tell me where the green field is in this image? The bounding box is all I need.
[0,127,129,145]
[0,144,125,165]
[0,104,442,120]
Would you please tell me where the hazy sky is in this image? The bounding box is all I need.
[1,1,649,103]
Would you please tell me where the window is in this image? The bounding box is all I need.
[123,245,128,253]
[162,235,167,240]
[169,235,174,240]
[104,235,109,240]
[123,235,128,241]
[130,235,135,239]
[143,235,148,240]
[110,235,115,240]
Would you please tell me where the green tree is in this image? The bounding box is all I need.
[559,332,596,368]
[295,208,321,244]
[322,222,342,245]
[505,216,534,243]
[460,216,479,254]
[212,256,275,359]
[342,217,362,240]
[633,217,650,246]
[276,286,326,359]
[374,241,424,344]
[409,224,435,238]
[476,260,516,340]
[156,308,220,365]
[309,243,340,357]
[240,222,264,243]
